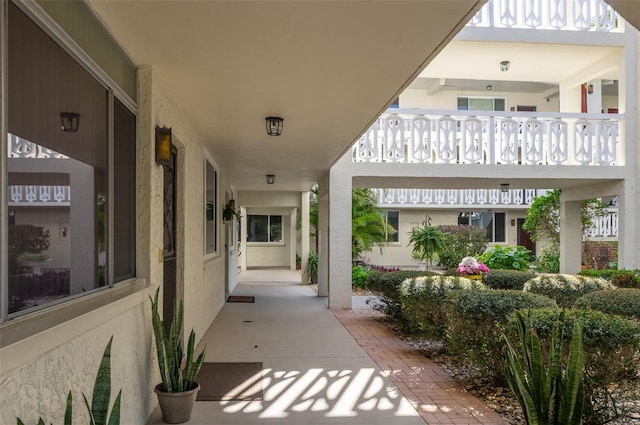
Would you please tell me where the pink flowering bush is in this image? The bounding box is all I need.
[456,256,490,275]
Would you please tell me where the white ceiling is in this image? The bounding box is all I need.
[87,0,486,192]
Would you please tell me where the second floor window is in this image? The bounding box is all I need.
[247,215,282,243]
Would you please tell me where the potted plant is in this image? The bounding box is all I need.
[150,288,206,424]
[408,224,444,270]
[222,199,241,223]
[455,256,489,281]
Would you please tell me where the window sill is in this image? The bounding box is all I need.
[0,278,151,373]
[247,242,285,247]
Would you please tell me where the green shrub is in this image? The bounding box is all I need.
[483,269,535,290]
[509,308,640,423]
[352,266,369,289]
[523,274,614,307]
[399,276,485,338]
[536,241,560,273]
[575,288,640,320]
[367,270,437,328]
[445,289,557,379]
[437,225,487,269]
[611,272,640,289]
[578,269,640,287]
[478,245,531,270]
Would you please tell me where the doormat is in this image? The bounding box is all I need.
[196,362,263,401]
[227,295,255,303]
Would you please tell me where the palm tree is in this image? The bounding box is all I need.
[351,188,394,261]
[408,224,444,269]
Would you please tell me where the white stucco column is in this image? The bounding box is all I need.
[559,198,581,274]
[290,207,297,270]
[328,156,352,309]
[301,191,310,283]
[317,175,329,296]
[617,29,640,269]
[240,207,247,271]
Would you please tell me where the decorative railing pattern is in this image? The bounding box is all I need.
[352,110,621,166]
[467,0,621,32]
[375,189,618,238]
[375,188,548,207]
[9,185,71,204]
[586,208,618,238]
[8,133,68,159]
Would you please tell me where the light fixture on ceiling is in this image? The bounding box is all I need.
[500,183,510,193]
[500,60,510,72]
[587,82,594,95]
[265,117,284,136]
[155,126,172,167]
[486,84,492,91]
[266,174,275,184]
[60,112,80,133]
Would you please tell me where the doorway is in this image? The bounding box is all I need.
[517,218,535,258]
[163,146,178,330]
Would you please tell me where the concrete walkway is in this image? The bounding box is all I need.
[147,269,507,425]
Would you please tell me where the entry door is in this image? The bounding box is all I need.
[517,218,535,258]
[163,146,178,331]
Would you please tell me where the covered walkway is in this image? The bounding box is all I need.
[147,270,506,425]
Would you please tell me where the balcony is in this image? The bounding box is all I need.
[467,0,622,32]
[352,110,621,166]
[375,188,618,238]
[375,188,548,207]
[9,185,71,205]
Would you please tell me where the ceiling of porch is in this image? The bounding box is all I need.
[87,0,486,192]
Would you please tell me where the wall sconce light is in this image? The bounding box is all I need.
[500,60,510,72]
[587,83,594,95]
[266,174,275,184]
[500,183,510,193]
[155,126,172,167]
[486,84,492,91]
[265,117,284,136]
[60,112,80,133]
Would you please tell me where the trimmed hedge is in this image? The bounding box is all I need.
[575,288,640,321]
[578,269,640,288]
[445,289,557,378]
[399,276,485,338]
[367,270,437,328]
[482,269,535,290]
[509,308,640,388]
[523,274,614,307]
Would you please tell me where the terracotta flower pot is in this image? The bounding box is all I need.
[154,383,200,424]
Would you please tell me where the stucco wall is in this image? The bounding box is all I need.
[0,65,231,425]
[400,88,560,113]
[366,208,530,267]
[0,289,155,425]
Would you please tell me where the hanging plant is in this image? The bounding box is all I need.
[222,199,241,223]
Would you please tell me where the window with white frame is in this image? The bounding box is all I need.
[382,210,400,242]
[457,97,506,111]
[458,211,506,243]
[4,2,136,317]
[247,215,282,243]
[204,157,218,255]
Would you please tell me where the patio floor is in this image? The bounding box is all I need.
[147,269,508,425]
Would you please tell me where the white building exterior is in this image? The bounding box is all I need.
[1,0,639,424]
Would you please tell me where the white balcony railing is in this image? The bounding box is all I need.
[376,188,548,207]
[8,133,68,159]
[586,208,618,238]
[376,189,618,238]
[352,110,621,166]
[467,0,621,32]
[9,185,71,204]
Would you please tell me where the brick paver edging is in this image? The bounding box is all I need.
[333,309,510,425]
